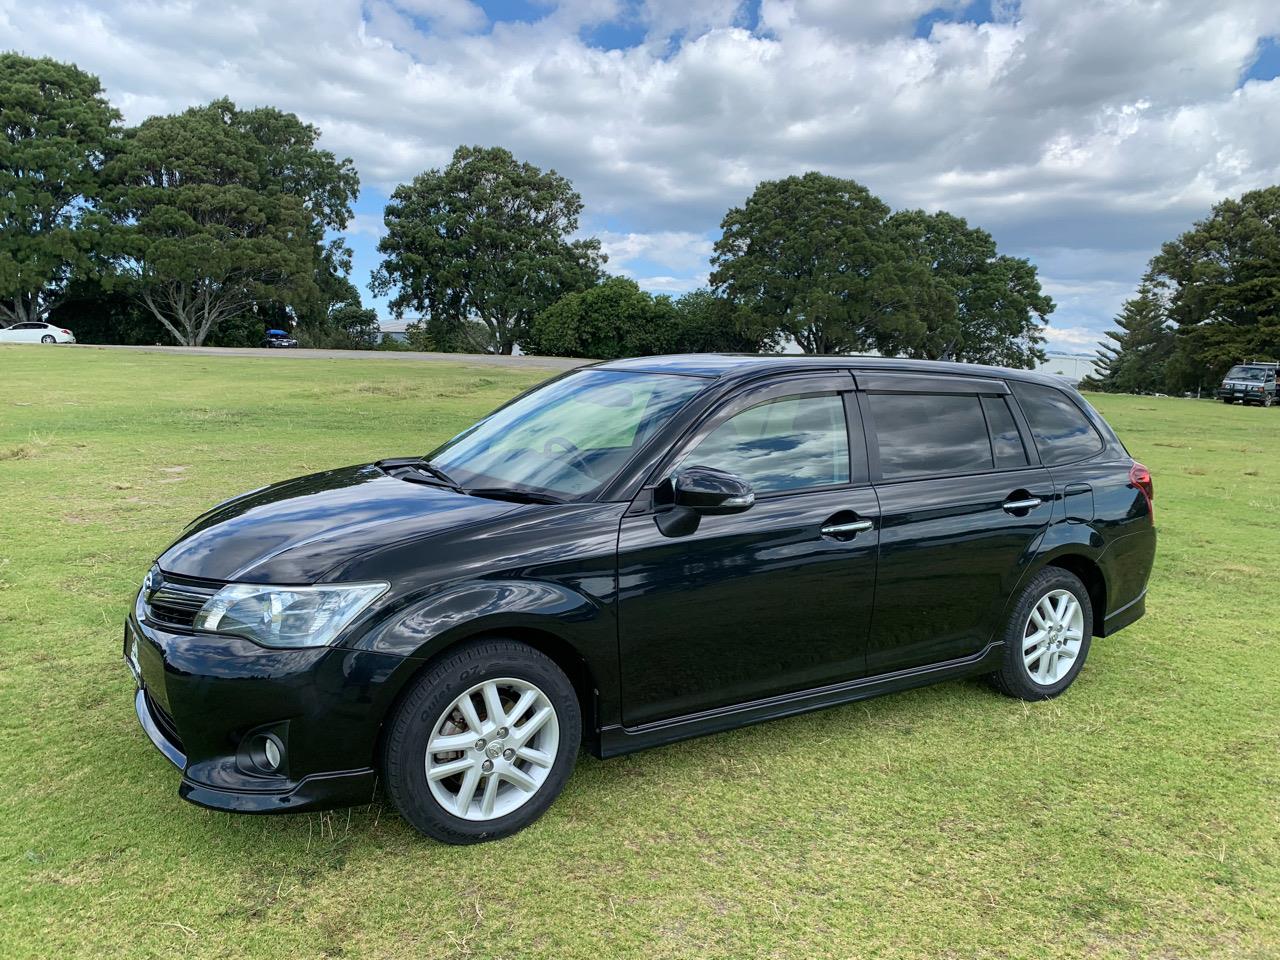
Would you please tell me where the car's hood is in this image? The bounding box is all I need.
[157,464,522,583]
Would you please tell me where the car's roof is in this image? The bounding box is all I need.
[595,353,1075,389]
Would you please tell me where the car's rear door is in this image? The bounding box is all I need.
[862,373,1053,674]
[616,373,880,727]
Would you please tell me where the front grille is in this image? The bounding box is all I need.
[144,573,218,630]
[143,688,184,753]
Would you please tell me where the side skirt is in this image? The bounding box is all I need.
[596,642,1005,758]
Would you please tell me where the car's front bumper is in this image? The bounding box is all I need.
[1217,387,1267,402]
[124,604,416,814]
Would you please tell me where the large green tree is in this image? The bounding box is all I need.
[1092,283,1175,393]
[888,210,1051,368]
[525,276,679,359]
[669,288,778,353]
[108,98,358,346]
[1145,186,1280,388]
[0,54,122,325]
[710,172,929,355]
[371,146,603,355]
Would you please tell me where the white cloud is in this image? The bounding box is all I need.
[597,230,714,277]
[1042,324,1103,350]
[3,0,1279,343]
[394,0,487,33]
[641,0,744,39]
[346,212,389,239]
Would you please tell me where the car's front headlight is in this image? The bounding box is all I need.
[193,582,389,648]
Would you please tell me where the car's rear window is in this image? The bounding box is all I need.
[1010,382,1104,466]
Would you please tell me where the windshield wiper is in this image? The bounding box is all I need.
[466,487,568,505]
[413,460,464,490]
[376,457,465,492]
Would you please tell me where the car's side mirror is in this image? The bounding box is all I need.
[653,466,754,537]
[673,466,755,515]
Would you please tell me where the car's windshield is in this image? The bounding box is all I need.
[1225,365,1268,382]
[426,369,707,499]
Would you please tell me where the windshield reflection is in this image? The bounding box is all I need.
[427,369,706,499]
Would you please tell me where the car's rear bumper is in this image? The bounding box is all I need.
[124,602,413,814]
[1101,588,1146,636]
[1097,525,1155,637]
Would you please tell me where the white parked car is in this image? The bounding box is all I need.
[0,322,76,344]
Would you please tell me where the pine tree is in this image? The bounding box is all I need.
[1094,283,1174,393]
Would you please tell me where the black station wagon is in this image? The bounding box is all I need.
[125,355,1156,843]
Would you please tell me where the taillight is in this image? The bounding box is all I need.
[1129,461,1154,520]
[60,329,71,335]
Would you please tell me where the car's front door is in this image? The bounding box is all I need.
[616,374,880,727]
[1,323,38,342]
[860,374,1054,675]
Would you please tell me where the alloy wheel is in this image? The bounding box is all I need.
[1022,589,1085,686]
[425,677,559,821]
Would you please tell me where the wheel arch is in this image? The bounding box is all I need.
[373,622,604,764]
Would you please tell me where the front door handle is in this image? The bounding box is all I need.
[820,519,875,537]
[1002,497,1043,513]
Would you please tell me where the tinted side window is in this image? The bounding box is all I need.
[681,394,850,493]
[1011,382,1104,466]
[868,392,993,479]
[982,395,1029,469]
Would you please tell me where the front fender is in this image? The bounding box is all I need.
[350,578,622,733]
[355,579,609,661]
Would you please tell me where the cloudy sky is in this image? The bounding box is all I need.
[5,0,1280,352]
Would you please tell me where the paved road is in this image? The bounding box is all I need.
[66,343,589,371]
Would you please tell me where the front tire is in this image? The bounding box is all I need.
[988,568,1093,701]
[382,639,581,844]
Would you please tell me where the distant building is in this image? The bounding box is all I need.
[1036,352,1100,385]
[378,319,416,344]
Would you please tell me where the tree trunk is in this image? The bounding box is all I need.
[1,293,43,327]
[141,280,249,346]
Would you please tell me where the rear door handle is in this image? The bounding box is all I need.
[821,519,875,537]
[1002,497,1043,513]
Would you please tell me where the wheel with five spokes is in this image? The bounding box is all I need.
[989,567,1093,700]
[382,639,580,844]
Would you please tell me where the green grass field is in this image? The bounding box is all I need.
[1,346,1277,959]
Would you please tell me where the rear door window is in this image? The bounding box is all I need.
[1010,382,1104,466]
[868,392,993,480]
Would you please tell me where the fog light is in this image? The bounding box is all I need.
[248,733,285,774]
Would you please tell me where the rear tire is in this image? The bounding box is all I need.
[382,639,581,844]
[988,568,1093,701]
[40,335,55,343]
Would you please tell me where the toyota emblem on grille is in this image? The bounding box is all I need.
[143,565,163,598]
